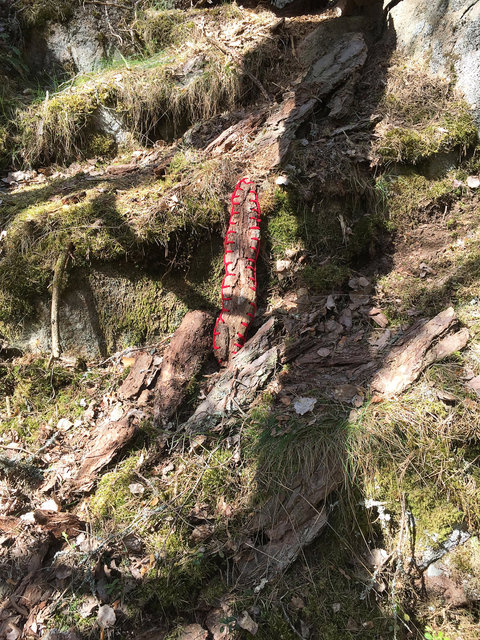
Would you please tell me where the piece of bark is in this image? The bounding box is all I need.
[187,318,277,433]
[250,33,368,169]
[154,311,214,425]
[204,111,265,156]
[368,307,389,328]
[118,352,154,400]
[33,510,85,539]
[106,163,136,175]
[213,179,261,363]
[235,457,343,583]
[426,328,469,364]
[370,308,463,397]
[70,413,139,493]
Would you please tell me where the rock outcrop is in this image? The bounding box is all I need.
[386,0,480,123]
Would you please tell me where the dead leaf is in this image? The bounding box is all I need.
[97,604,116,628]
[293,397,317,415]
[57,418,73,431]
[128,483,145,495]
[346,617,360,631]
[466,375,480,394]
[316,347,331,357]
[290,595,305,610]
[79,596,98,619]
[237,611,258,635]
[326,294,336,310]
[466,175,480,189]
[368,307,388,328]
[190,524,214,542]
[216,497,233,518]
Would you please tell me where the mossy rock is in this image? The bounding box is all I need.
[377,107,477,165]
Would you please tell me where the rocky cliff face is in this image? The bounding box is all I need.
[387,0,480,123]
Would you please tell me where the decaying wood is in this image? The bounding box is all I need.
[154,310,214,425]
[235,457,343,583]
[213,179,260,363]
[70,413,139,493]
[33,510,86,539]
[205,33,368,170]
[371,308,468,397]
[187,318,277,433]
[118,352,154,400]
[50,244,72,361]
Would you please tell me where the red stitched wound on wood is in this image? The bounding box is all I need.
[213,178,261,364]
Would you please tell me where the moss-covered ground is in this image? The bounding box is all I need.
[1,7,480,640]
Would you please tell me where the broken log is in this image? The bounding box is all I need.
[187,317,277,433]
[371,308,468,397]
[154,310,214,425]
[213,179,261,363]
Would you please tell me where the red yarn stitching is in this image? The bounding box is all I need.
[213,178,261,360]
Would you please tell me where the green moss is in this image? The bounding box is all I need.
[134,551,217,614]
[19,89,98,165]
[385,172,461,231]
[201,449,233,503]
[301,262,349,293]
[87,132,116,158]
[377,107,477,165]
[266,190,302,258]
[0,359,84,441]
[90,454,140,522]
[92,274,189,351]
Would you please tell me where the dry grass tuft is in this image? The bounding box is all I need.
[373,56,477,165]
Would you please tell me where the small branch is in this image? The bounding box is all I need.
[50,243,73,363]
[83,0,131,9]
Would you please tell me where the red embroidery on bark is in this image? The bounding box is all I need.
[212,178,261,362]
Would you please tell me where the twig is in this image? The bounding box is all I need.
[201,32,270,102]
[26,431,60,463]
[50,243,73,364]
[84,0,131,8]
[280,602,304,640]
[0,443,33,456]
[97,335,173,367]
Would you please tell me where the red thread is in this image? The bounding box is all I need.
[213,178,261,361]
